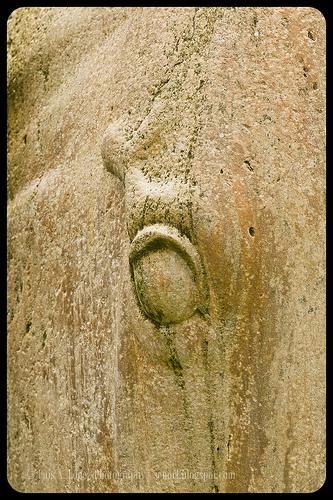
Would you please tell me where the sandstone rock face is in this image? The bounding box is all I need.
[7,7,326,493]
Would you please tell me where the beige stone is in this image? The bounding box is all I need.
[7,7,326,493]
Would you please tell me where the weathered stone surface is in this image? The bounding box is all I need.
[7,7,325,493]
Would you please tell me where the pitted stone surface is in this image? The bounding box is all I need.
[7,7,325,493]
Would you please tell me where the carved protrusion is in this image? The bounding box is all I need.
[129,224,209,325]
[102,121,208,325]
[101,119,128,182]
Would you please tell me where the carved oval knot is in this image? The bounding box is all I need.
[129,224,208,325]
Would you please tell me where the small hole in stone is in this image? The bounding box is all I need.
[244,159,254,172]
[307,30,315,41]
[220,168,223,174]
[23,134,27,144]
[312,81,318,90]
[249,227,255,237]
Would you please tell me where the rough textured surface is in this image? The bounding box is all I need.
[7,7,325,493]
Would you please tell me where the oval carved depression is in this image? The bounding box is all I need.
[129,224,207,325]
